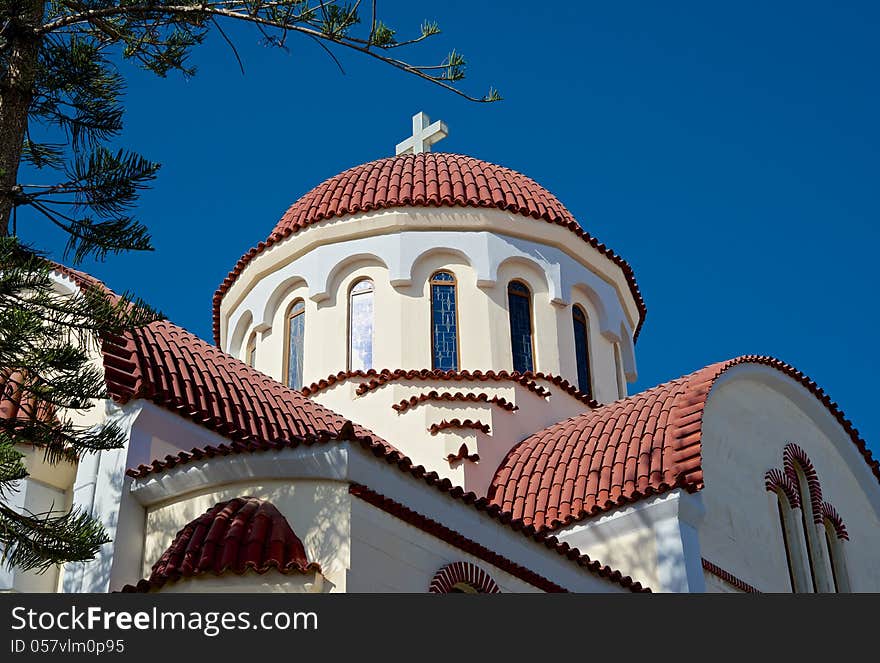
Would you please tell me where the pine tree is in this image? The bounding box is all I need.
[0,1,497,574]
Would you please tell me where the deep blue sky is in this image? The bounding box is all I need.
[26,2,879,449]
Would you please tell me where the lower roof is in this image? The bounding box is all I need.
[488,355,879,531]
[123,496,320,592]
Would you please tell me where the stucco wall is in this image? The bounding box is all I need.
[699,369,880,592]
[313,378,590,495]
[348,498,542,592]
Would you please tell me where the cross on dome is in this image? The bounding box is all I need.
[395,112,448,155]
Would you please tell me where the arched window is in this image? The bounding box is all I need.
[285,300,305,390]
[348,279,374,371]
[507,280,534,373]
[246,333,257,368]
[571,305,592,397]
[431,271,458,371]
[429,562,501,594]
[821,506,850,592]
[767,445,848,593]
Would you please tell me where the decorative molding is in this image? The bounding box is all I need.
[446,443,480,464]
[393,391,518,414]
[783,442,824,523]
[820,502,849,541]
[302,368,601,409]
[767,442,848,540]
[701,558,761,593]
[429,562,500,594]
[429,419,490,436]
[764,467,801,509]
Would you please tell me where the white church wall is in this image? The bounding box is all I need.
[699,365,880,592]
[128,439,631,593]
[141,479,352,593]
[222,209,638,403]
[343,444,631,593]
[2,471,71,593]
[703,570,740,593]
[152,570,324,593]
[554,489,706,593]
[348,498,541,592]
[62,400,142,594]
[311,378,590,496]
[221,208,641,348]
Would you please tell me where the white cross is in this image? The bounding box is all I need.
[395,112,448,155]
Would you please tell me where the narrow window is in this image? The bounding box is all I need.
[776,495,797,592]
[348,279,374,371]
[824,524,840,593]
[507,280,534,373]
[246,333,257,368]
[822,519,850,592]
[572,305,592,397]
[613,342,626,399]
[286,300,305,390]
[431,271,459,371]
[792,470,817,592]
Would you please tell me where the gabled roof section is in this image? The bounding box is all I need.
[212,152,647,346]
[122,496,320,592]
[102,319,374,443]
[489,355,878,532]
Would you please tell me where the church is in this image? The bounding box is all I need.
[4,113,879,593]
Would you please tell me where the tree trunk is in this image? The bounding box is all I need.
[0,0,43,236]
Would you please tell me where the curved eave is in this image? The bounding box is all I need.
[489,355,878,532]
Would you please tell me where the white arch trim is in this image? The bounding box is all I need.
[224,231,634,361]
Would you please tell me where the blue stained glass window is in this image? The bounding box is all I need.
[508,281,534,373]
[287,300,305,390]
[572,306,592,397]
[431,271,458,371]
[349,279,374,371]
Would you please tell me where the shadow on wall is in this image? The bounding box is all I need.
[561,506,669,592]
[60,469,121,594]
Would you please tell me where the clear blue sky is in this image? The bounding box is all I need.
[27,2,879,449]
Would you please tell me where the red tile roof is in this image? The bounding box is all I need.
[97,295,642,589]
[103,319,376,445]
[489,355,879,531]
[0,369,55,428]
[122,497,320,592]
[212,153,647,346]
